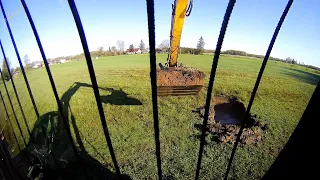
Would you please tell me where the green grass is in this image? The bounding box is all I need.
[0,54,319,179]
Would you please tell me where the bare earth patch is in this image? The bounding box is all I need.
[194,96,267,145]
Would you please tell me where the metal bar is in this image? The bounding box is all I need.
[0,120,15,180]
[0,139,17,180]
[0,130,24,180]
[0,69,27,147]
[0,37,58,167]
[145,0,162,179]
[19,0,84,167]
[195,0,236,179]
[67,0,120,176]
[0,120,7,134]
[0,89,22,152]
[0,39,34,143]
[224,0,293,179]
[0,160,14,180]
[0,0,39,120]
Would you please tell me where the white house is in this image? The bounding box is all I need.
[59,59,67,63]
[31,61,42,68]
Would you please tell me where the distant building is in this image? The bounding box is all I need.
[59,59,68,64]
[141,48,149,54]
[125,48,141,54]
[31,61,43,68]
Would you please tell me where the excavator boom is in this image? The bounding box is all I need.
[157,0,203,96]
[168,0,192,67]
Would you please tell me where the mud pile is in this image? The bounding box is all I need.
[157,67,205,86]
[195,96,267,145]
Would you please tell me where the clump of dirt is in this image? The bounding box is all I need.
[194,96,267,145]
[157,67,205,86]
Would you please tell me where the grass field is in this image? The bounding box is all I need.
[0,54,319,179]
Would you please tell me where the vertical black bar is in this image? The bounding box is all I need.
[0,89,22,152]
[0,134,24,180]
[18,0,84,169]
[0,86,35,166]
[0,69,27,147]
[224,1,293,179]
[20,3,86,177]
[0,140,17,180]
[145,0,162,179]
[0,121,7,134]
[0,39,33,142]
[66,0,120,176]
[0,0,39,120]
[195,0,236,179]
[0,159,14,180]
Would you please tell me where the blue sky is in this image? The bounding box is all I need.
[0,0,319,68]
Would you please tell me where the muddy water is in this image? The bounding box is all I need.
[214,103,243,125]
[213,96,246,125]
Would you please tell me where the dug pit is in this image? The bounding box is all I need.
[194,96,267,145]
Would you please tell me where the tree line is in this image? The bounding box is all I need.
[156,36,208,55]
[1,59,11,81]
[65,39,149,61]
[2,36,318,82]
[221,49,291,62]
[220,49,319,70]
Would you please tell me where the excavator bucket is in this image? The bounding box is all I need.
[157,67,205,96]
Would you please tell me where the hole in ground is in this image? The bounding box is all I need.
[193,95,267,144]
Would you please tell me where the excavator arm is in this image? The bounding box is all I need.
[168,0,193,67]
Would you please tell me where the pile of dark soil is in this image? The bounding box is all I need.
[157,67,205,86]
[195,96,267,145]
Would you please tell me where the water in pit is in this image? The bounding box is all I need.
[209,96,246,125]
[214,102,245,125]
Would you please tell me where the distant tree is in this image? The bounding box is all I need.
[139,40,145,50]
[116,40,125,52]
[285,57,292,63]
[108,47,111,52]
[156,48,162,53]
[13,67,21,75]
[97,46,104,57]
[292,59,297,64]
[196,36,205,54]
[111,46,117,52]
[23,54,30,66]
[1,59,11,81]
[129,44,134,52]
[158,39,170,52]
[222,50,247,56]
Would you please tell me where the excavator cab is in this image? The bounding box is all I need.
[157,0,205,96]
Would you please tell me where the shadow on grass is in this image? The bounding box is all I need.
[282,67,320,85]
[189,124,210,145]
[100,89,142,105]
[10,82,135,179]
[63,82,142,106]
[18,112,131,179]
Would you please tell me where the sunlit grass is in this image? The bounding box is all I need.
[0,54,318,179]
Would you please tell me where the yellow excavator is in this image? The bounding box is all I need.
[157,0,205,96]
[168,0,193,67]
